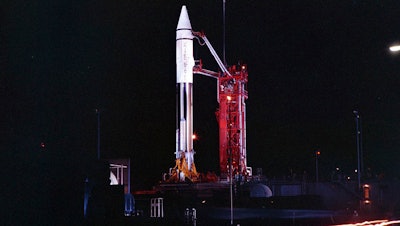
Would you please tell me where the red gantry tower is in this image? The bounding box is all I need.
[191,30,249,180]
[216,64,248,179]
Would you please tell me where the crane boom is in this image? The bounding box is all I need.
[193,32,231,77]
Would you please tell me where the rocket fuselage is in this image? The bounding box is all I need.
[176,6,195,171]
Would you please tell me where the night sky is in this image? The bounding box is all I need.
[3,0,400,211]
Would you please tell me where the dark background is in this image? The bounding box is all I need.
[2,0,400,223]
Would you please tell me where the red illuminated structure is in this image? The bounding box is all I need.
[215,64,248,179]
[193,32,249,180]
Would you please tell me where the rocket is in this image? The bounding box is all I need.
[176,6,195,170]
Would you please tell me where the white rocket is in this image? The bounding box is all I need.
[176,6,195,170]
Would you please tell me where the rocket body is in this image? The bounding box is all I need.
[176,6,195,171]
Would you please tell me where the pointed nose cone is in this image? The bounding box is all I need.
[177,5,192,31]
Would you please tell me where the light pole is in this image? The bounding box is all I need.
[315,150,320,183]
[353,110,361,189]
[227,96,234,226]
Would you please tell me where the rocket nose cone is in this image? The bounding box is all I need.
[177,5,192,30]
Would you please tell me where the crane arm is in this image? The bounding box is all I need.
[193,31,232,77]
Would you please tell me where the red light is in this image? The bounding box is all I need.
[40,142,45,149]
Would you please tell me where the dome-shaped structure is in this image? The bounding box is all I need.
[249,183,273,198]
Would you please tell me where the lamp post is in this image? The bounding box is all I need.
[353,110,361,189]
[226,95,234,226]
